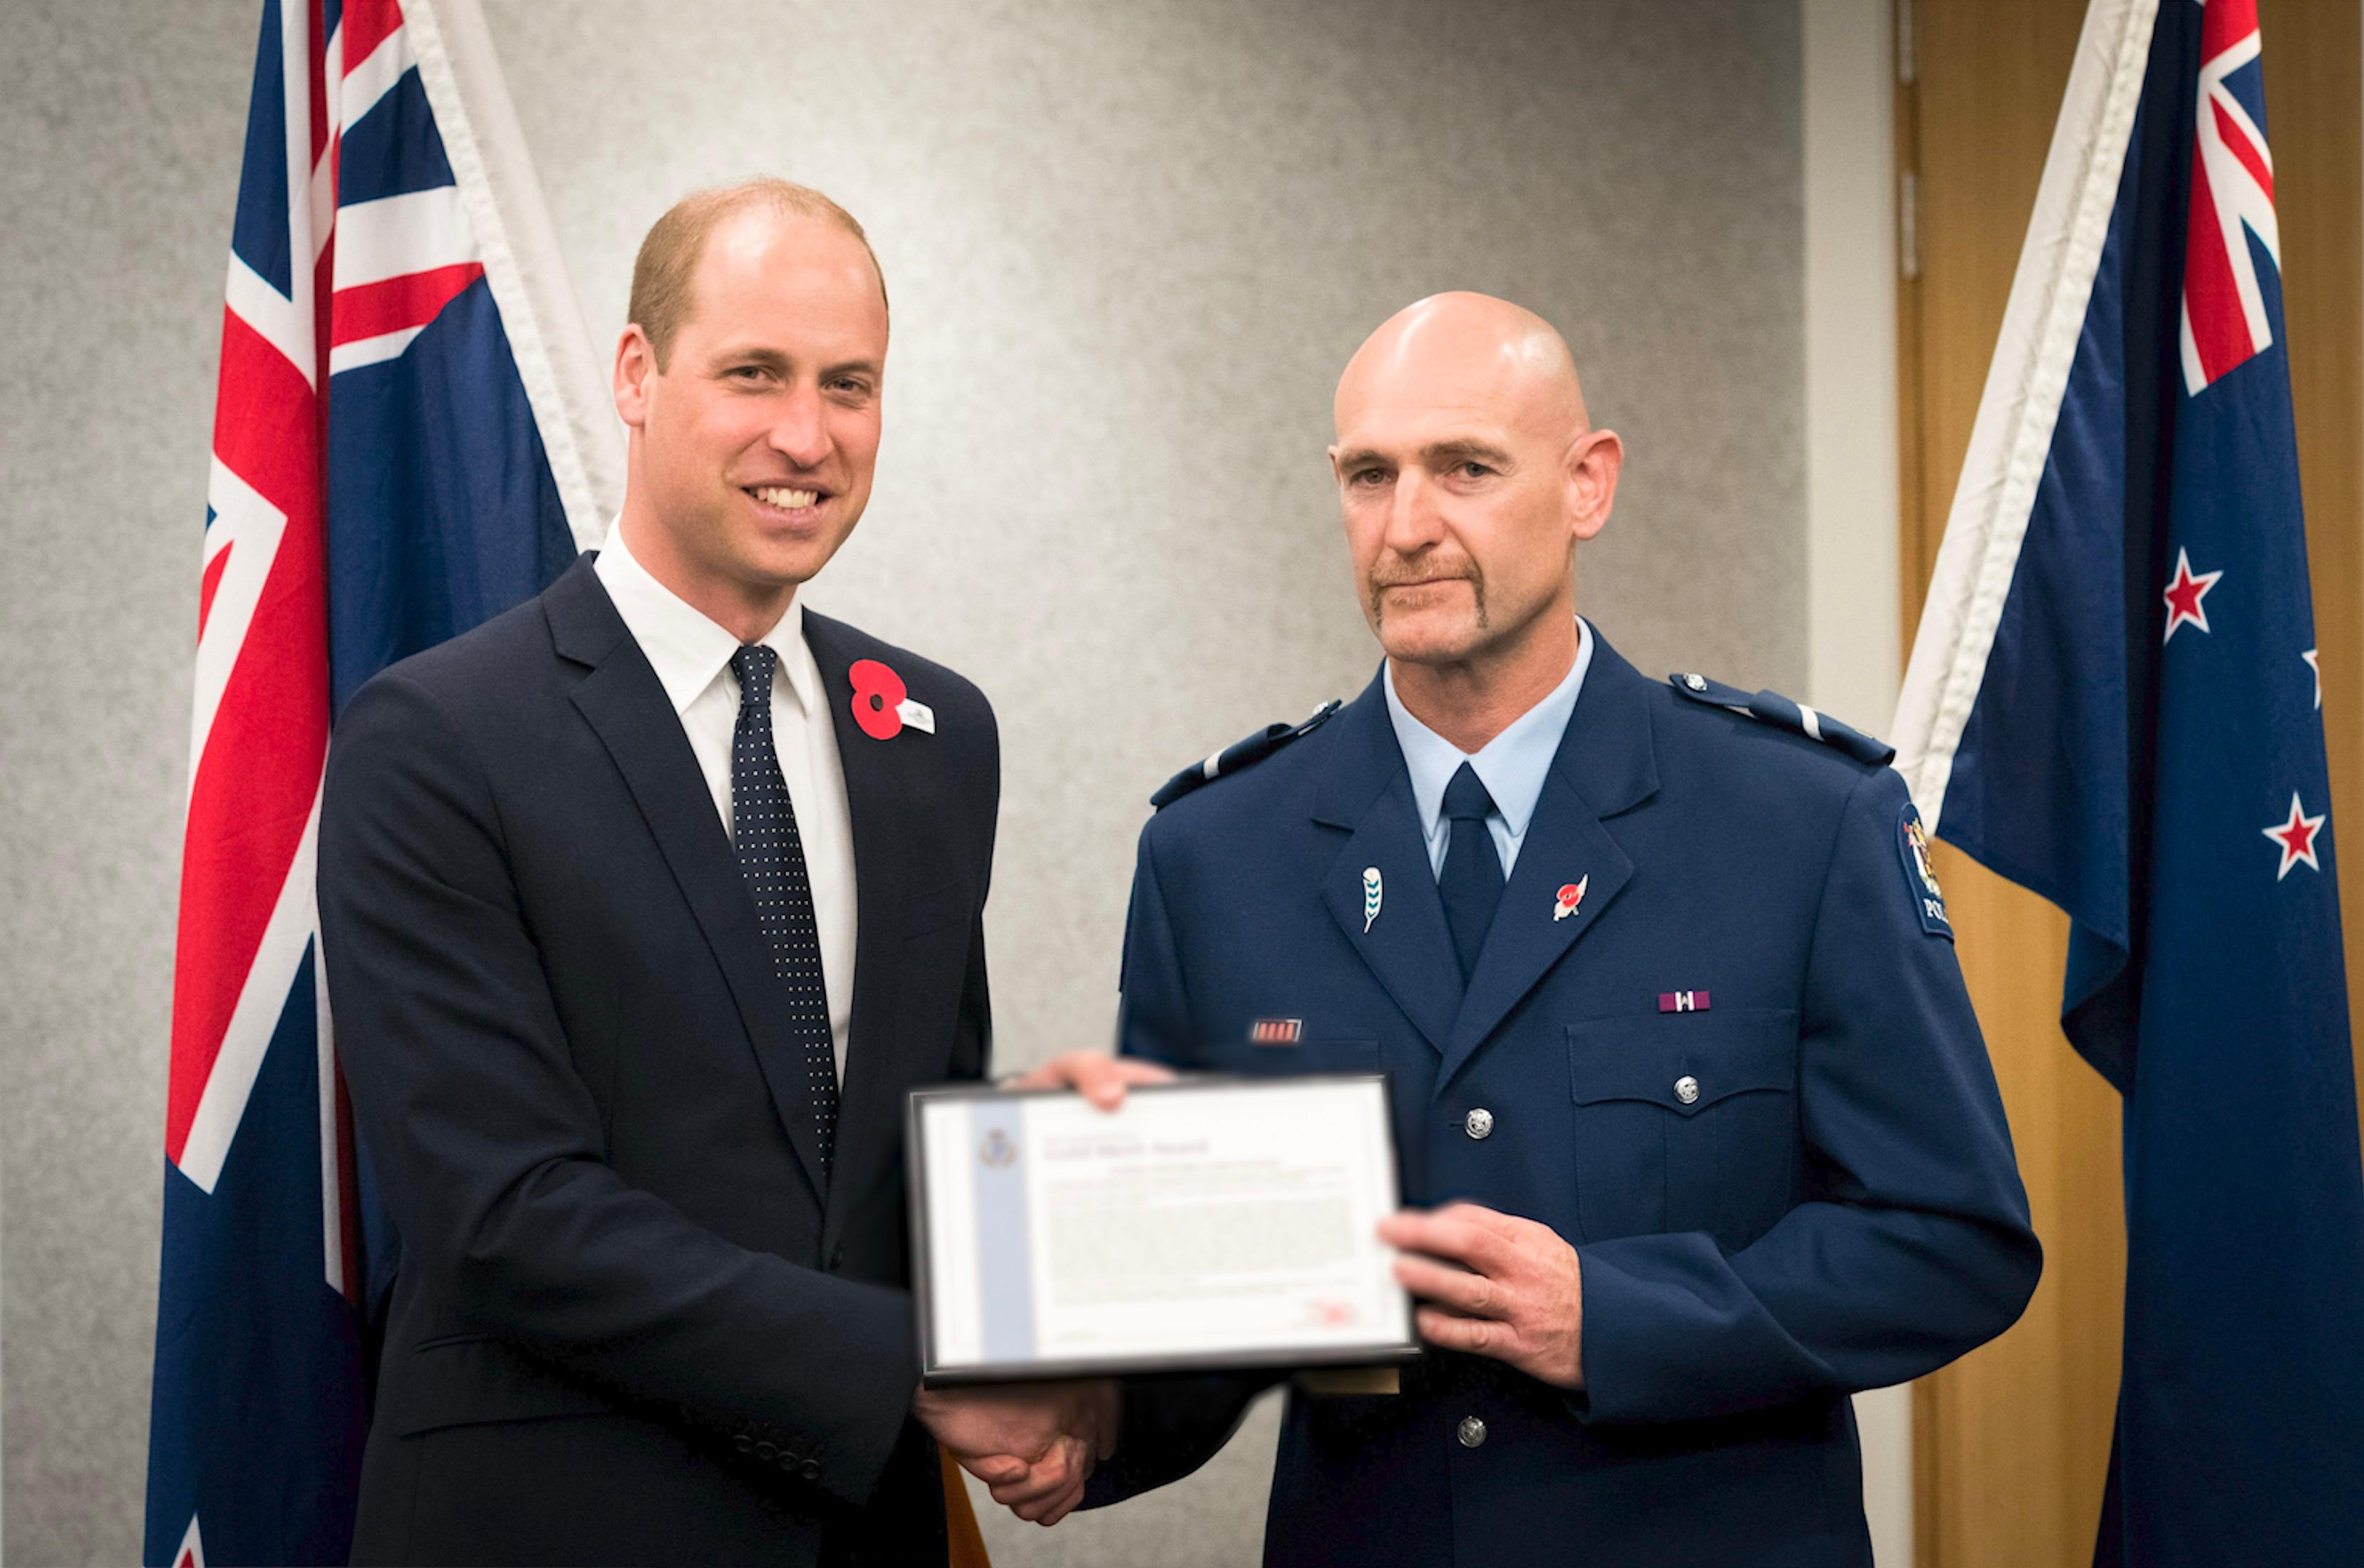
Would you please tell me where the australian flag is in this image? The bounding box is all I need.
[145,2,611,1562]
[1894,0,2364,1562]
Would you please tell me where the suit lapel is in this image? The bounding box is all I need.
[1438,635,1661,1090]
[800,613,926,1252]
[1316,677,1462,1056]
[546,560,830,1201]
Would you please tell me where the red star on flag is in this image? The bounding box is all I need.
[2162,547,2223,642]
[2264,792,2326,880]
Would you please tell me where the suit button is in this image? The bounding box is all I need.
[733,1434,754,1454]
[1462,1108,1494,1140]
[1683,672,1708,693]
[829,1245,845,1271]
[755,1440,778,1461]
[801,1459,823,1482]
[1456,1415,1487,1448]
[1674,1076,1700,1105]
[778,1451,799,1472]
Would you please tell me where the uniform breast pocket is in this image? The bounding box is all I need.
[1565,1009,1800,1246]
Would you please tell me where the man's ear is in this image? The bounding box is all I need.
[614,325,657,430]
[1565,428,1623,543]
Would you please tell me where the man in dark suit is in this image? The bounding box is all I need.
[319,179,1108,1567]
[1040,292,2042,1564]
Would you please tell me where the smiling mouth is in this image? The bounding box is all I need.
[747,485,822,508]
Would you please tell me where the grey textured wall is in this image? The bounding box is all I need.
[0,1,1802,1562]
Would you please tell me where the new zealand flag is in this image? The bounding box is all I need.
[144,2,611,1562]
[1894,0,2364,1561]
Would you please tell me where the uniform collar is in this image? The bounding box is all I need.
[1382,618,1595,840]
[592,520,822,718]
[1314,620,1655,831]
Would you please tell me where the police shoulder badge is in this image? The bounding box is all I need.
[1897,801,1953,939]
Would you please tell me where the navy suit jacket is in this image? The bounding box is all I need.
[318,557,997,1567]
[1088,631,2040,1567]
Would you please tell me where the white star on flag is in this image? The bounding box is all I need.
[2303,648,2321,708]
[2264,792,2326,880]
[2162,547,2224,642]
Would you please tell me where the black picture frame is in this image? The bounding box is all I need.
[904,1072,1423,1386]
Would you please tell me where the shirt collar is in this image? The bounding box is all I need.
[1383,618,1594,840]
[594,521,821,718]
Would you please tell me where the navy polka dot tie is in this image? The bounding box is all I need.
[730,645,838,1180]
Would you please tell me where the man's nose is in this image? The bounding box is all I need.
[1383,470,1447,552]
[767,384,832,469]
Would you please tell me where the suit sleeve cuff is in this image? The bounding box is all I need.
[732,1278,919,1507]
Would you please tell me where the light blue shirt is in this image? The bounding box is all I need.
[1383,619,1594,880]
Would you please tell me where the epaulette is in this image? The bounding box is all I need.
[1669,671,1895,766]
[1151,700,1343,808]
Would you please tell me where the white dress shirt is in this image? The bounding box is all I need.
[1383,619,1596,880]
[594,525,857,1081]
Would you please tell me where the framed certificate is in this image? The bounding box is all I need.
[906,1073,1419,1385]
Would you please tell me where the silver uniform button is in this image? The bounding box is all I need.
[1674,1075,1701,1105]
[1463,1107,1495,1140]
[1684,672,1708,692]
[1457,1415,1487,1448]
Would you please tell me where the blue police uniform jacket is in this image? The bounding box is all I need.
[1081,628,2040,1568]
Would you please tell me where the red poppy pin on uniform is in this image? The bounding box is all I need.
[1554,876,1589,922]
[849,659,935,740]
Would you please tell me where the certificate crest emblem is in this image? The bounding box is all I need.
[979,1128,1017,1167]
[1361,866,1383,932]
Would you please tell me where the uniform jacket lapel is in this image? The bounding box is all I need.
[1439,636,1660,1090]
[1316,674,1463,1057]
[544,559,831,1202]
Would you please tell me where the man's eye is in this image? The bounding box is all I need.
[727,366,768,382]
[1350,468,1390,487]
[1458,461,1492,479]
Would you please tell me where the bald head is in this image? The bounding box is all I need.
[1336,292,1589,443]
[1328,293,1621,726]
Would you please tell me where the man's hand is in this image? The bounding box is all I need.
[914,1379,1120,1526]
[1006,1050,1176,1110]
[1378,1203,1585,1389]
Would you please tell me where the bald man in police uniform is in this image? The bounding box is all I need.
[1025,294,2040,1565]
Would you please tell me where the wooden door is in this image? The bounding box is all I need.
[1895,3,2362,1565]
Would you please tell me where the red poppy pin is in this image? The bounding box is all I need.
[1554,876,1589,922]
[849,659,934,740]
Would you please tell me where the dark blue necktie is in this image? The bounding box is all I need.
[729,645,838,1180]
[1440,761,1504,983]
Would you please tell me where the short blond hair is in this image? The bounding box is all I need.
[627,177,887,368]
